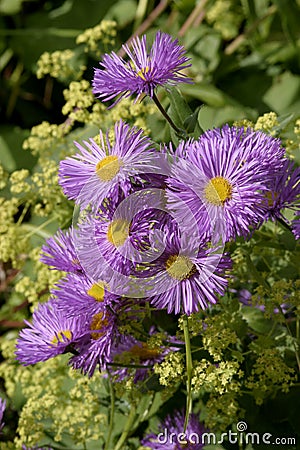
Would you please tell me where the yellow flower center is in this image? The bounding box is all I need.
[107,219,130,247]
[51,330,72,345]
[87,282,108,302]
[165,255,196,281]
[136,66,150,80]
[96,155,121,182]
[90,312,110,340]
[129,343,161,361]
[265,190,278,207]
[204,176,233,206]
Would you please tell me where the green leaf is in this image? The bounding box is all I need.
[0,125,35,172]
[166,87,193,127]
[242,306,274,334]
[0,0,23,15]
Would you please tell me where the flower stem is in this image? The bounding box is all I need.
[277,216,293,234]
[104,372,115,450]
[152,92,184,136]
[182,314,193,432]
[114,403,137,450]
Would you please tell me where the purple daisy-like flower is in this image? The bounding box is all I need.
[92,31,192,105]
[59,120,161,210]
[74,188,175,287]
[69,301,126,377]
[142,409,207,449]
[144,231,231,315]
[292,212,300,239]
[52,272,119,318]
[40,226,83,274]
[167,126,286,244]
[22,447,53,450]
[15,299,89,366]
[263,159,300,222]
[0,397,6,432]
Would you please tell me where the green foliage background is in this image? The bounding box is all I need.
[0,0,300,449]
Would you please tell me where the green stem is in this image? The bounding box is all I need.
[280,305,300,373]
[114,403,137,450]
[152,92,185,136]
[277,216,293,234]
[104,372,115,450]
[182,314,193,432]
[22,215,58,239]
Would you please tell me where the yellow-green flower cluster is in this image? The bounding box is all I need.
[192,359,243,395]
[22,121,71,157]
[14,246,63,308]
[36,49,86,81]
[202,313,240,361]
[0,337,106,449]
[0,197,30,267]
[254,111,279,135]
[76,20,117,56]
[203,393,241,431]
[0,164,8,190]
[245,349,296,404]
[154,351,184,387]
[110,98,156,135]
[62,80,96,123]
[252,280,300,321]
[206,0,243,40]
[9,169,31,194]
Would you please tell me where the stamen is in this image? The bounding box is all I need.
[51,330,72,345]
[204,176,232,206]
[166,255,196,281]
[136,66,150,80]
[87,282,108,302]
[107,219,130,247]
[90,312,110,340]
[96,155,121,181]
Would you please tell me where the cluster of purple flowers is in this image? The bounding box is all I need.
[15,28,299,428]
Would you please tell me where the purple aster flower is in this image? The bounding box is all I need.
[22,447,53,450]
[143,230,231,315]
[69,297,149,377]
[59,120,161,210]
[69,308,116,377]
[40,226,83,274]
[0,397,6,431]
[292,212,300,239]
[15,299,89,366]
[73,188,175,288]
[52,272,119,318]
[263,159,300,222]
[92,31,192,105]
[166,126,286,244]
[142,409,207,449]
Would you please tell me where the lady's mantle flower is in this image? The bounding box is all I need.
[92,31,192,105]
[59,120,160,210]
[167,126,286,244]
[142,409,207,449]
[15,300,88,365]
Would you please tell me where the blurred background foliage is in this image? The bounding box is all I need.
[0,0,300,449]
